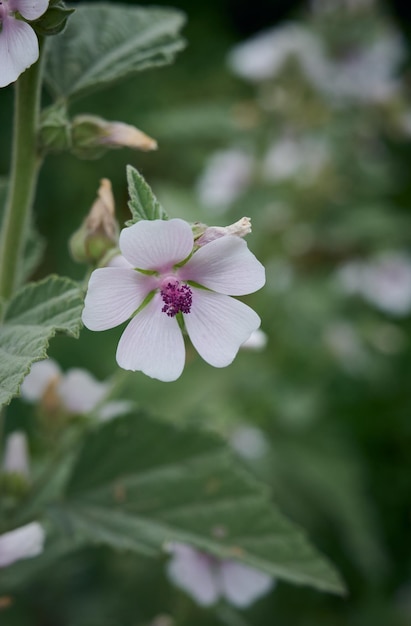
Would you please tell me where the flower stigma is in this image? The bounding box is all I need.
[160,278,193,317]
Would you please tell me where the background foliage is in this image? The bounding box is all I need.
[1,0,411,624]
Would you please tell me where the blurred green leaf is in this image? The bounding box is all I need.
[0,276,83,408]
[44,3,186,101]
[54,412,346,595]
[126,165,168,225]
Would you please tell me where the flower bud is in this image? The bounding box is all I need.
[71,115,157,160]
[39,102,71,153]
[195,217,252,246]
[2,432,30,479]
[69,179,119,264]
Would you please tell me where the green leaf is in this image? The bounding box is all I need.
[126,165,168,225]
[54,413,345,595]
[0,276,83,408]
[44,3,186,101]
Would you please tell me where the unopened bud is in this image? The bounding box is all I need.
[196,217,252,246]
[2,432,30,479]
[69,179,119,264]
[71,115,157,160]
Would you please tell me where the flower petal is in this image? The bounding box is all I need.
[82,268,152,331]
[9,0,49,21]
[116,293,185,382]
[167,544,220,607]
[181,236,265,295]
[184,290,261,367]
[20,358,61,402]
[58,369,109,414]
[0,16,39,88]
[119,219,194,271]
[220,560,274,607]
[0,522,45,568]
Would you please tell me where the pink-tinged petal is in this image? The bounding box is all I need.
[220,560,274,607]
[167,544,220,607]
[180,236,265,295]
[20,358,61,402]
[107,254,133,268]
[0,522,45,568]
[184,290,261,367]
[116,293,185,382]
[82,268,152,331]
[58,369,108,414]
[119,219,194,272]
[9,0,49,20]
[0,16,39,88]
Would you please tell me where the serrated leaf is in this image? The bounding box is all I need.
[54,413,345,595]
[126,165,168,224]
[0,276,83,408]
[44,3,186,101]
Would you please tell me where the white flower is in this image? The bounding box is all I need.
[2,431,30,477]
[0,522,45,568]
[230,425,269,459]
[321,34,404,104]
[196,149,253,211]
[337,253,411,316]
[167,543,274,607]
[0,0,49,88]
[262,136,329,184]
[21,358,131,419]
[82,219,265,382]
[240,328,268,351]
[227,23,328,86]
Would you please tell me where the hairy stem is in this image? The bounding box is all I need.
[0,40,45,300]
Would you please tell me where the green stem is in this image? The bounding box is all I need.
[0,39,45,300]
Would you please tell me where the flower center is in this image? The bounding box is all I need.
[160,278,192,317]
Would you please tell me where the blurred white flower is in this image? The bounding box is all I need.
[0,522,45,568]
[311,0,376,14]
[337,253,411,316]
[230,425,269,459]
[196,149,253,211]
[228,20,403,105]
[322,35,404,104]
[227,23,329,86]
[167,543,274,607]
[323,321,369,373]
[2,431,30,478]
[21,359,131,419]
[262,136,329,183]
[240,329,268,351]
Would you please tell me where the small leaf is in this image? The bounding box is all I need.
[126,165,168,225]
[54,413,346,595]
[0,276,83,408]
[44,3,186,100]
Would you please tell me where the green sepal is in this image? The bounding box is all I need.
[32,1,75,37]
[126,166,168,225]
[39,102,72,153]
